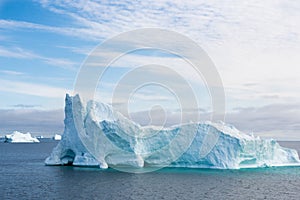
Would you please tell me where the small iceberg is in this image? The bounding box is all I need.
[5,131,40,143]
[45,94,300,169]
[53,134,62,141]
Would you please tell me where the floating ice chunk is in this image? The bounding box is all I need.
[5,131,39,143]
[53,134,62,141]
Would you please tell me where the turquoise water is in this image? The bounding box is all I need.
[0,141,300,199]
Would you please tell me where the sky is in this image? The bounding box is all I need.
[0,0,300,139]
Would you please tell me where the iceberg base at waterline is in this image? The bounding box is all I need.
[4,131,40,143]
[45,94,300,169]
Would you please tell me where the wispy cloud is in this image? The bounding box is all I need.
[0,45,37,59]
[0,70,24,76]
[0,19,103,41]
[10,104,41,108]
[1,1,299,94]
[57,45,93,55]
[0,45,77,70]
[34,1,300,108]
[1,1,299,52]
[0,79,71,98]
[35,0,300,45]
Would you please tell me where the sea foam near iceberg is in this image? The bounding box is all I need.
[45,94,300,169]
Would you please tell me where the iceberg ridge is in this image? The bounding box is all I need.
[45,94,300,169]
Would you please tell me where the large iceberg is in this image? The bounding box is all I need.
[5,131,40,143]
[45,94,300,169]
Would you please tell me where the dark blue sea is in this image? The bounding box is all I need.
[1,140,300,200]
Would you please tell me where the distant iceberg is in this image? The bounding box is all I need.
[53,134,62,141]
[5,131,40,143]
[45,94,300,169]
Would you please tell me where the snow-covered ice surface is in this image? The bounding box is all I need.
[5,131,40,143]
[53,134,62,141]
[45,94,300,169]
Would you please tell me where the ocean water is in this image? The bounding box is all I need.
[1,141,300,200]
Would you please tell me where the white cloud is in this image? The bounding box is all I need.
[1,1,299,107]
[35,0,300,44]
[0,19,104,41]
[0,70,24,76]
[57,45,93,55]
[0,45,37,59]
[0,45,77,70]
[34,0,300,107]
[0,79,71,98]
